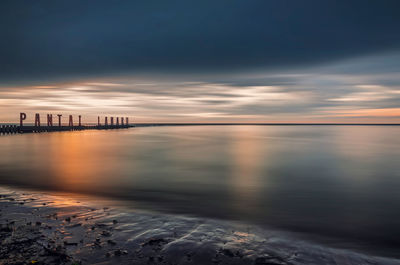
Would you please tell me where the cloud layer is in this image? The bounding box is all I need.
[1,0,400,83]
[0,1,399,122]
[1,51,399,123]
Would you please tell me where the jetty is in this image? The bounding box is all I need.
[0,113,133,135]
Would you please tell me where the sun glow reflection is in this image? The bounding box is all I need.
[47,132,123,192]
[229,127,265,215]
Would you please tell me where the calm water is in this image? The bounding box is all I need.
[0,126,399,257]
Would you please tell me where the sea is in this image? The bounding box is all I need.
[0,125,399,259]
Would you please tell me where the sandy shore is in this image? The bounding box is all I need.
[1,186,399,265]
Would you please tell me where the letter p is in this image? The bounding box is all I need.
[20,113,27,127]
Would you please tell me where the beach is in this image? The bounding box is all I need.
[1,186,399,265]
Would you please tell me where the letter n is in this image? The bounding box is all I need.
[47,114,53,126]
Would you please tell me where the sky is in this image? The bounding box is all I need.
[1,0,400,123]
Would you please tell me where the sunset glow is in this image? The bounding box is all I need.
[1,1,400,264]
[1,53,399,124]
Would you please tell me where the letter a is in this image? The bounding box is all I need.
[35,113,41,127]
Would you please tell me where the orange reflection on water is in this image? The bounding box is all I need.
[229,126,265,215]
[32,194,84,208]
[46,131,124,192]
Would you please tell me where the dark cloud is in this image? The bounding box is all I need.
[1,0,400,83]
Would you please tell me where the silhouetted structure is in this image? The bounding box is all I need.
[0,113,133,135]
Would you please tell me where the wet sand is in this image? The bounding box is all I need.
[1,186,399,265]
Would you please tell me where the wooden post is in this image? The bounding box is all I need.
[105,117,108,126]
[47,114,53,126]
[78,115,82,127]
[121,117,124,126]
[116,117,119,126]
[126,117,129,126]
[57,114,62,127]
[69,115,73,127]
[20,113,27,127]
[35,113,41,127]
[98,116,101,126]
[110,117,114,126]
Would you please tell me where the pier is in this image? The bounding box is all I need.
[0,113,133,135]
[0,124,132,135]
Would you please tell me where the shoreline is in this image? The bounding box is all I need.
[1,186,399,265]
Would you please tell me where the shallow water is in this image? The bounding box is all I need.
[2,187,400,265]
[0,125,399,258]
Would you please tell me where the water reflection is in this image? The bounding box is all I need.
[0,126,400,256]
[229,126,264,217]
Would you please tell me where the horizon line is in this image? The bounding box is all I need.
[1,122,399,126]
[134,123,400,126]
